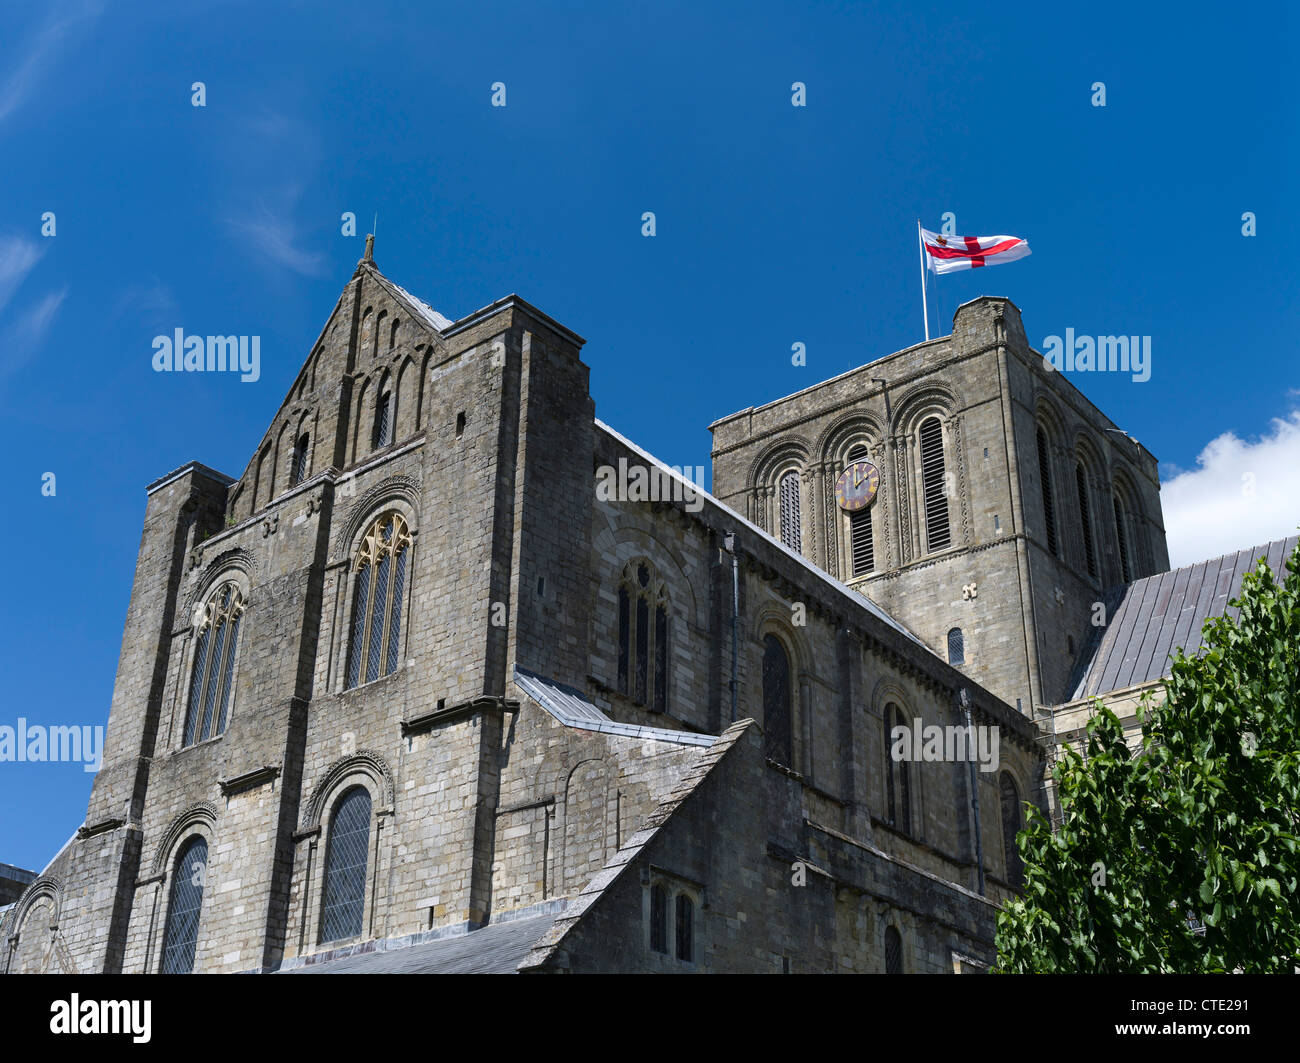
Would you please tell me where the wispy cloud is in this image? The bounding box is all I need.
[0,287,67,379]
[217,108,327,277]
[0,1,102,129]
[1162,407,1300,567]
[0,236,43,314]
[224,193,327,277]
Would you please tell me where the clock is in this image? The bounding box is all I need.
[835,461,880,511]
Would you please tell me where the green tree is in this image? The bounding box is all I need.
[996,545,1300,972]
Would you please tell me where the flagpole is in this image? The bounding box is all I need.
[917,219,930,341]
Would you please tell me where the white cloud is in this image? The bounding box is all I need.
[1162,408,1300,568]
[0,1,102,129]
[0,236,43,314]
[0,286,67,379]
[225,199,326,277]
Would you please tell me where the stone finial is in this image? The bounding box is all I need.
[364,233,374,262]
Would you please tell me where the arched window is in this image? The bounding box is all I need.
[847,443,874,575]
[1000,772,1024,888]
[616,561,670,712]
[1076,463,1097,579]
[884,925,903,974]
[345,513,412,689]
[182,582,244,746]
[650,884,668,953]
[1036,427,1058,556]
[1113,492,1132,582]
[947,627,964,666]
[778,470,802,552]
[761,634,793,766]
[675,893,694,962]
[372,381,393,449]
[320,786,372,943]
[884,703,912,835]
[160,836,208,974]
[290,432,310,487]
[919,417,950,551]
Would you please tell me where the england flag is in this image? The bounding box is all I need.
[920,228,1031,274]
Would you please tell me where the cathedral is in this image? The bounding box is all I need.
[3,243,1287,974]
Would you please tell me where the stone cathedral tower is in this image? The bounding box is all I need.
[709,297,1170,718]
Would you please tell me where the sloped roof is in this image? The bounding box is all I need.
[595,419,928,650]
[282,911,561,974]
[1069,535,1298,701]
[514,667,714,746]
[520,719,755,972]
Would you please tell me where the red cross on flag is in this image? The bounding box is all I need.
[920,227,1031,274]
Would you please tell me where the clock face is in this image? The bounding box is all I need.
[835,460,880,511]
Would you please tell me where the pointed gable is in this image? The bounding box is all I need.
[224,258,457,525]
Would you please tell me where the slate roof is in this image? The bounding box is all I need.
[282,911,561,974]
[514,667,715,746]
[1069,535,1297,701]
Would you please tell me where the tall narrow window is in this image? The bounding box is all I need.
[762,634,792,766]
[847,444,875,575]
[947,627,964,666]
[345,513,412,689]
[778,471,802,552]
[884,704,912,835]
[182,582,244,746]
[616,561,670,712]
[160,836,208,974]
[653,603,668,713]
[320,786,372,943]
[1000,772,1024,888]
[675,893,694,962]
[635,571,650,705]
[919,417,950,551]
[290,433,310,487]
[1076,463,1097,578]
[1113,494,1132,582]
[1037,427,1058,556]
[617,586,630,695]
[373,385,393,449]
[650,884,668,953]
[884,925,903,974]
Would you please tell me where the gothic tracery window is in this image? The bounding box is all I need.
[616,561,670,712]
[345,513,412,689]
[160,835,208,974]
[183,581,244,746]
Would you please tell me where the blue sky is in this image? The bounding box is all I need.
[1,0,1295,869]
